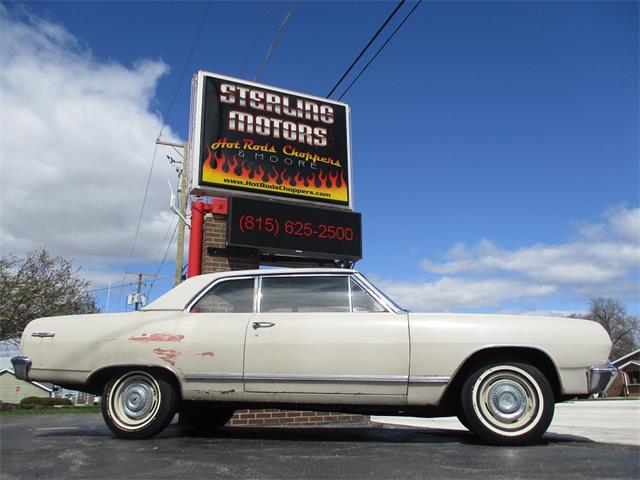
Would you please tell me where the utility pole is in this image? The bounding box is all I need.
[126,272,157,310]
[156,139,189,286]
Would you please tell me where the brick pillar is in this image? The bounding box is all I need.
[201,213,259,272]
[200,212,368,427]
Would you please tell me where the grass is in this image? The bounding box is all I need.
[0,405,101,415]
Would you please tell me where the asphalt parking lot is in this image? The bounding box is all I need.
[373,399,640,447]
[1,408,638,480]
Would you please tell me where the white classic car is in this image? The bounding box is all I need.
[12,268,616,445]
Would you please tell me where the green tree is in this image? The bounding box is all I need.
[0,248,97,342]
[572,298,639,360]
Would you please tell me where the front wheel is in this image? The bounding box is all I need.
[461,362,554,445]
[102,370,177,439]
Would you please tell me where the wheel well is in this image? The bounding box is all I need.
[87,366,182,399]
[440,347,563,409]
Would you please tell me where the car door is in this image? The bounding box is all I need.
[174,276,256,396]
[243,274,409,396]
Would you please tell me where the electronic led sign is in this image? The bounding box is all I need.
[228,197,362,260]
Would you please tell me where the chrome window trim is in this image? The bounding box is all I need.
[352,273,403,314]
[184,271,402,315]
[252,276,259,313]
[257,275,263,313]
[347,276,353,312]
[349,277,386,313]
[186,276,258,313]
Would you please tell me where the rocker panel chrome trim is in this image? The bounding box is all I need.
[184,374,451,385]
[184,373,243,382]
[409,375,451,385]
[244,374,408,383]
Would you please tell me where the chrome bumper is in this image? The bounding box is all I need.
[11,356,32,381]
[587,362,618,394]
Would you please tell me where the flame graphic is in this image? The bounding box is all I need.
[201,149,348,202]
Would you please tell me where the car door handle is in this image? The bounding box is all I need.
[252,321,276,330]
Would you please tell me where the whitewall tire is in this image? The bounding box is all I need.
[461,362,554,445]
[102,370,177,439]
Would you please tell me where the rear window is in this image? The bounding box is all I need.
[191,278,255,313]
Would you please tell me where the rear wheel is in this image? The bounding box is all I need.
[461,362,554,445]
[179,402,235,432]
[102,370,177,439]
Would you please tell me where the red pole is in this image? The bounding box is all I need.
[187,201,204,278]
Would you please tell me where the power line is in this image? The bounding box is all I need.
[88,274,174,294]
[88,282,135,294]
[158,0,212,140]
[326,0,406,98]
[117,141,160,308]
[146,222,179,297]
[147,215,177,278]
[253,0,299,81]
[238,1,278,78]
[337,1,422,101]
[171,145,184,158]
[119,1,211,307]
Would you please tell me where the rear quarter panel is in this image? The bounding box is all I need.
[23,311,184,385]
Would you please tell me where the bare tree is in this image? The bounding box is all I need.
[572,298,639,360]
[0,248,97,343]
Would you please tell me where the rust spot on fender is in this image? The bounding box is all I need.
[129,333,185,343]
[220,389,236,394]
[153,348,181,365]
[197,352,215,357]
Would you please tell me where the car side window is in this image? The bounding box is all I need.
[350,279,386,312]
[191,278,254,313]
[260,276,349,313]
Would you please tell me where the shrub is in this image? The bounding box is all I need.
[20,396,73,407]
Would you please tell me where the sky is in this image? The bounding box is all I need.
[0,0,638,316]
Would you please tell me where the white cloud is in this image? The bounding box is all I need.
[420,205,640,285]
[376,276,556,312]
[0,6,181,277]
[605,204,640,242]
[375,205,640,312]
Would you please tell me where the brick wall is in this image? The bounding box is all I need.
[228,409,368,427]
[199,212,368,426]
[201,213,259,272]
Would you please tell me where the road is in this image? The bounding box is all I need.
[1,411,638,479]
[373,399,640,447]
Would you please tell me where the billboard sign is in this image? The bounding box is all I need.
[228,197,362,261]
[189,72,352,208]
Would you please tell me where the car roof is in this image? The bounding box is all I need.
[142,267,356,311]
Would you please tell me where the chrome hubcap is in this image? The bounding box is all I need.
[109,372,161,431]
[487,380,527,421]
[122,382,154,419]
